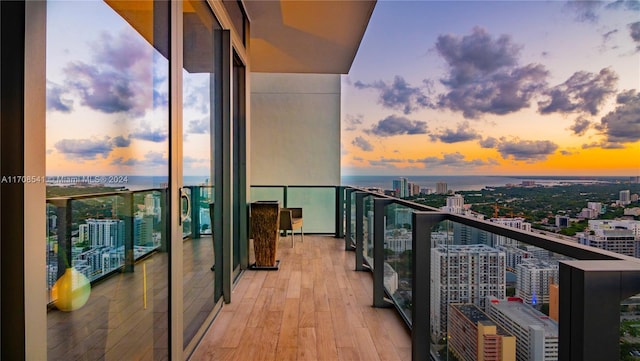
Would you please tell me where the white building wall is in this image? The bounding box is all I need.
[250,73,341,186]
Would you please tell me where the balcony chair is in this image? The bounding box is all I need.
[279,207,303,247]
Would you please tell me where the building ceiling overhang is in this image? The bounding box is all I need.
[105,0,376,75]
[244,0,376,74]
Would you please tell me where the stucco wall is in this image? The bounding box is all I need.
[250,73,341,186]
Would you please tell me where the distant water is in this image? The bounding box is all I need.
[341,175,626,192]
[341,175,524,192]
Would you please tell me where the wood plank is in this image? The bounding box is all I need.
[277,298,299,349]
[315,311,339,361]
[297,327,317,361]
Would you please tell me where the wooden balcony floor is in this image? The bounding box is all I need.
[192,235,411,361]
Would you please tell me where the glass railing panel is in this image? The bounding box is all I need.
[383,202,414,323]
[197,186,214,235]
[132,190,164,260]
[349,191,356,248]
[46,202,59,304]
[362,194,375,267]
[621,295,640,361]
[287,187,336,233]
[429,218,570,361]
[250,186,285,205]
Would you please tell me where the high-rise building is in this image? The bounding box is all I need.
[436,181,448,194]
[490,217,532,247]
[578,219,640,257]
[441,194,465,214]
[431,244,507,338]
[516,259,559,306]
[85,218,125,248]
[448,303,516,361]
[486,297,559,361]
[587,202,602,214]
[392,178,408,198]
[620,190,631,205]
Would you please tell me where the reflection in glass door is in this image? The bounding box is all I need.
[232,53,247,275]
[181,0,221,352]
[45,1,170,359]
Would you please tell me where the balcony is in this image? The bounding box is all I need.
[45,185,640,361]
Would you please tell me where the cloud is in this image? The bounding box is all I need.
[606,0,640,12]
[596,89,640,143]
[366,115,428,137]
[581,141,625,149]
[130,127,168,142]
[435,27,549,118]
[560,150,574,156]
[369,157,404,167]
[354,76,432,114]
[352,136,374,152]
[538,67,618,115]
[56,29,156,117]
[344,114,364,131]
[564,0,603,22]
[187,118,209,134]
[54,137,114,160]
[479,136,498,148]
[495,138,559,161]
[111,152,167,167]
[54,135,135,161]
[46,82,73,112]
[415,152,498,167]
[430,121,481,143]
[630,22,640,50]
[112,135,131,147]
[570,117,592,136]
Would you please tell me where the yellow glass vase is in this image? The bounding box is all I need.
[51,267,91,312]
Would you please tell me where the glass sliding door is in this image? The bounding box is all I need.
[182,0,222,352]
[232,53,247,274]
[45,1,170,359]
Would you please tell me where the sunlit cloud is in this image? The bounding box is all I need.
[596,89,640,143]
[55,137,114,160]
[569,117,592,136]
[629,22,640,51]
[414,152,498,167]
[369,157,403,167]
[46,81,73,113]
[495,138,559,161]
[538,67,618,115]
[344,114,364,131]
[564,0,602,23]
[430,122,481,143]
[366,115,427,137]
[352,136,374,152]
[130,127,168,142]
[111,151,167,167]
[187,118,209,134]
[435,27,549,118]
[354,76,432,114]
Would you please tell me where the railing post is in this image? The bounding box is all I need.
[345,189,355,251]
[412,212,446,361]
[51,198,72,279]
[335,186,345,238]
[559,260,640,361]
[355,192,367,271]
[373,198,393,308]
[122,192,134,273]
[190,186,201,239]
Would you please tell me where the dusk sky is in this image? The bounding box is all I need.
[341,0,640,176]
[45,1,639,177]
